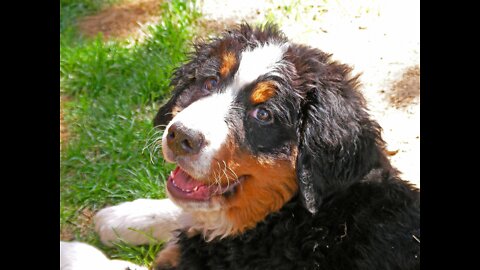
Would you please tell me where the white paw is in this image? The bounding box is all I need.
[94,199,182,246]
[60,241,148,270]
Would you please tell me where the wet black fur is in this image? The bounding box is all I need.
[154,23,420,270]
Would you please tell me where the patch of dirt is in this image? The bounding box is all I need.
[78,0,163,40]
[386,66,420,109]
[197,18,239,37]
[60,226,75,241]
[60,208,96,241]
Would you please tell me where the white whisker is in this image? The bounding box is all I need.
[142,127,165,164]
[222,160,230,190]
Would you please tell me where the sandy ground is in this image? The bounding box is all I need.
[72,0,419,187]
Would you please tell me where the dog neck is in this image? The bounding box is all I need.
[177,209,235,242]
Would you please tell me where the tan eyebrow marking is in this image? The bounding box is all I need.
[220,52,237,77]
[171,105,182,117]
[250,81,276,104]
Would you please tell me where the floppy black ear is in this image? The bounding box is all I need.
[294,50,388,214]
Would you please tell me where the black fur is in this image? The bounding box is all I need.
[154,24,420,270]
[175,178,419,270]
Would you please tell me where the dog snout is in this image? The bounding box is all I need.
[166,123,205,156]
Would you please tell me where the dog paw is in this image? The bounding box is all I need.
[94,199,182,246]
[61,241,148,270]
[151,242,180,270]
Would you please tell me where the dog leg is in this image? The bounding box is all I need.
[94,198,183,246]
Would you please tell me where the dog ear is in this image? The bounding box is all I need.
[294,54,387,214]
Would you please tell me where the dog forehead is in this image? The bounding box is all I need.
[227,42,288,95]
[173,41,290,113]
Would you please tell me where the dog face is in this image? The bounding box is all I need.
[154,24,386,237]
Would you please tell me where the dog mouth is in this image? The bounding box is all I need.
[167,166,245,202]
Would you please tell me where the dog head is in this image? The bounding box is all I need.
[154,23,388,237]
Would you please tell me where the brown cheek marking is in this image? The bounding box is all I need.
[210,139,298,235]
[220,52,236,77]
[250,81,276,104]
[226,157,298,234]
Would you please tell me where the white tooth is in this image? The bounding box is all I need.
[193,186,198,192]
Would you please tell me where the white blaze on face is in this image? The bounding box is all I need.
[231,42,289,93]
[162,42,288,178]
[162,90,233,177]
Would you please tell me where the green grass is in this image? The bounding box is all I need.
[60,0,200,265]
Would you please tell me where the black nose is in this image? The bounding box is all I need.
[166,123,205,156]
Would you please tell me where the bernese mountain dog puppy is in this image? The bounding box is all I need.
[94,23,420,270]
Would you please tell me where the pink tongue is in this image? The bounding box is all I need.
[172,167,205,191]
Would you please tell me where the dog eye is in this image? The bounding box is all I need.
[251,107,273,124]
[203,77,218,91]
